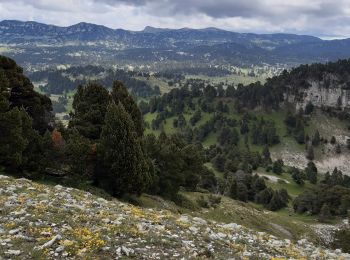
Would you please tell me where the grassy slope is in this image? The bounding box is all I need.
[185,74,267,85]
[136,159,331,242]
[136,73,267,95]
[144,103,293,150]
[256,167,315,198]
[135,76,173,94]
[135,190,319,242]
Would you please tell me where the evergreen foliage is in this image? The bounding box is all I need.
[305,162,317,184]
[69,83,110,140]
[111,81,144,137]
[97,102,151,196]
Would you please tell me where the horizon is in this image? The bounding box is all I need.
[1,19,349,40]
[0,0,349,40]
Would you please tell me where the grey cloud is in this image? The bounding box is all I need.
[92,0,350,19]
[92,0,272,18]
[1,0,349,20]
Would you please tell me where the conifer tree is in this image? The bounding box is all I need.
[336,144,341,154]
[272,159,283,175]
[319,204,332,222]
[0,108,25,168]
[262,145,271,164]
[0,56,52,134]
[0,68,9,112]
[255,187,273,205]
[267,192,284,211]
[111,81,144,137]
[65,129,92,178]
[312,130,321,146]
[97,102,151,196]
[69,83,110,140]
[331,136,336,144]
[305,161,318,184]
[306,145,315,160]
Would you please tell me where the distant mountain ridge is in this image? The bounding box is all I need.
[1,20,350,66]
[0,20,322,48]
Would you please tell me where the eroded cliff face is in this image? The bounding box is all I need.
[284,74,350,110]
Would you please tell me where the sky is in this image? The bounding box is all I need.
[0,0,350,39]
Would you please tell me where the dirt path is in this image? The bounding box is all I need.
[257,173,290,183]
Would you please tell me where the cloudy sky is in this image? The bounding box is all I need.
[0,0,350,38]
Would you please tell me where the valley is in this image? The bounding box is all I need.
[1,16,350,259]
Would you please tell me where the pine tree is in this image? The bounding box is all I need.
[224,160,238,173]
[330,136,336,144]
[296,128,305,144]
[262,145,271,164]
[252,177,267,193]
[251,123,259,144]
[229,178,238,199]
[272,159,283,175]
[0,107,33,171]
[97,102,151,196]
[69,83,110,140]
[306,145,315,160]
[0,56,52,134]
[267,192,284,211]
[255,188,273,206]
[304,101,314,115]
[240,120,249,134]
[212,154,226,172]
[204,85,217,100]
[0,68,10,112]
[189,110,201,126]
[292,170,305,185]
[305,161,318,184]
[225,85,235,97]
[319,204,332,222]
[65,130,92,179]
[111,81,144,137]
[336,144,341,154]
[177,114,187,128]
[236,182,248,202]
[312,130,321,146]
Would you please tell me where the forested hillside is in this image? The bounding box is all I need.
[141,59,350,246]
[1,55,350,255]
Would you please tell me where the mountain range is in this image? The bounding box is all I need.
[0,20,324,48]
[1,20,350,67]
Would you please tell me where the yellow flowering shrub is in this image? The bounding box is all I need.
[4,221,16,229]
[62,227,105,256]
[34,203,49,214]
[129,206,145,218]
[17,195,27,204]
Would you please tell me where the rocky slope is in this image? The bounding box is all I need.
[280,60,350,110]
[286,79,350,110]
[0,174,349,259]
[270,111,350,175]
